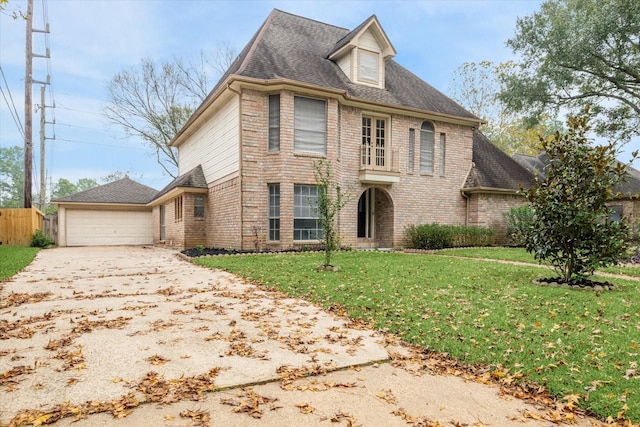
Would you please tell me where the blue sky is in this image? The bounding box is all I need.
[2,0,634,193]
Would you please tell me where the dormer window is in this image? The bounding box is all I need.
[358,50,379,84]
[327,15,396,90]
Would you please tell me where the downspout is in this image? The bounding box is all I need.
[461,190,469,226]
[227,82,243,249]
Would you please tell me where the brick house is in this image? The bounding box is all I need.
[148,9,536,250]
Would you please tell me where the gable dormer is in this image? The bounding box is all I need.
[328,15,396,90]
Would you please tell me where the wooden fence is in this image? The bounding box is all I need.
[42,214,58,244]
[0,207,44,246]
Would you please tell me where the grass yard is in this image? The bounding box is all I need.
[195,250,640,422]
[440,246,640,278]
[0,246,39,281]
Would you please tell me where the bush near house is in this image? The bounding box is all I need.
[404,223,495,249]
[503,205,535,247]
[31,229,54,248]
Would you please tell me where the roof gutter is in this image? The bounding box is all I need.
[460,187,524,196]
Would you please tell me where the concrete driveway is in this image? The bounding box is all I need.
[1,247,605,426]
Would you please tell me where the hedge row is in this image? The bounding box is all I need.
[404,223,495,250]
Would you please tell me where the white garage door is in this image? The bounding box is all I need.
[66,210,153,246]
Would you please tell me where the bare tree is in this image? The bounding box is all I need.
[104,44,236,178]
[449,61,562,155]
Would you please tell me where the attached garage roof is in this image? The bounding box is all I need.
[53,178,158,205]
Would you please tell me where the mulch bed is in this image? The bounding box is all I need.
[534,277,615,291]
[181,246,325,258]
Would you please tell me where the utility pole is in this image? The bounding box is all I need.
[24,0,33,208]
[39,85,46,211]
[25,0,51,210]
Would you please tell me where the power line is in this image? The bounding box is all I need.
[0,65,25,139]
[54,137,148,151]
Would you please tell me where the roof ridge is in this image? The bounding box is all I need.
[272,8,350,32]
[236,10,276,75]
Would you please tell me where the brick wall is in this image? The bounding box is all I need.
[236,89,475,250]
[468,192,527,244]
[207,177,241,249]
[183,193,207,248]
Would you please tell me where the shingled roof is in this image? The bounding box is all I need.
[52,178,158,205]
[153,165,207,200]
[208,9,478,121]
[513,152,640,198]
[464,131,536,192]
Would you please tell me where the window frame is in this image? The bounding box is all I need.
[293,96,327,155]
[362,114,387,168]
[419,121,434,174]
[293,184,323,241]
[439,133,446,176]
[174,195,183,222]
[268,94,280,152]
[268,184,280,241]
[194,195,205,219]
[408,128,415,173]
[358,49,379,84]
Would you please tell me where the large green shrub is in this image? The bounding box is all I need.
[404,223,494,250]
[522,108,636,282]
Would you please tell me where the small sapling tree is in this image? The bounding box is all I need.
[313,160,351,269]
[523,107,637,283]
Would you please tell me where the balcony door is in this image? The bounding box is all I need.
[362,116,385,168]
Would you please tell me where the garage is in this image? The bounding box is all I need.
[53,178,158,247]
[65,209,152,246]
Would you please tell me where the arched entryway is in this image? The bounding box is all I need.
[357,187,394,249]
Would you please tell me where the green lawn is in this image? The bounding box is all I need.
[195,250,640,422]
[0,246,39,281]
[439,246,640,277]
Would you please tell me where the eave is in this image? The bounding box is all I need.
[171,74,484,148]
[147,186,208,207]
[54,202,152,210]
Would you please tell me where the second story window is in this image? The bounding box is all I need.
[420,121,434,174]
[268,94,280,151]
[408,128,415,173]
[439,133,446,176]
[294,96,326,155]
[362,116,386,167]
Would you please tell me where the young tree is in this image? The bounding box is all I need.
[500,0,640,142]
[523,108,637,283]
[104,45,236,178]
[313,160,351,269]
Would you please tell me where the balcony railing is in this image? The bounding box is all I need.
[359,145,400,184]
